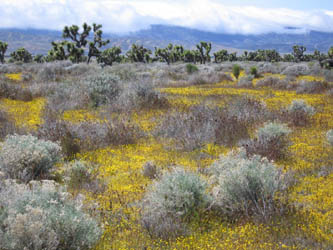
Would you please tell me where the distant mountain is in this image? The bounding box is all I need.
[0,25,332,55]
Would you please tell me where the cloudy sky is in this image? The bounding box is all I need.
[1,0,333,34]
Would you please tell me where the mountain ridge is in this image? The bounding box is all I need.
[0,25,332,55]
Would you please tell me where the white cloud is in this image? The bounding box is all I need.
[0,0,333,34]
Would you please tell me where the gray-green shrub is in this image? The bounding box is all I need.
[326,130,333,146]
[141,167,209,238]
[286,99,315,126]
[0,180,102,250]
[186,63,199,74]
[84,73,121,107]
[0,134,62,182]
[209,148,288,219]
[243,122,291,160]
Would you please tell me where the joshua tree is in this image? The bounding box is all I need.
[196,41,211,64]
[33,54,44,63]
[10,48,32,63]
[0,41,8,64]
[155,44,173,65]
[126,44,151,63]
[46,41,68,61]
[63,23,91,48]
[214,50,228,63]
[97,46,122,67]
[87,24,110,64]
[328,47,333,59]
[66,42,85,63]
[292,45,306,62]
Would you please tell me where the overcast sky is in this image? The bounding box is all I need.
[1,0,333,34]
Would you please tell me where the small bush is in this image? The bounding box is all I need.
[156,105,249,151]
[186,63,199,74]
[64,160,105,194]
[326,130,333,146]
[84,73,121,107]
[256,76,290,90]
[0,81,33,101]
[226,95,269,125]
[141,167,209,238]
[232,64,241,79]
[250,66,259,78]
[286,99,315,126]
[0,110,18,140]
[237,75,253,88]
[0,134,62,182]
[209,148,288,219]
[0,180,102,250]
[282,64,309,76]
[296,80,329,94]
[142,161,159,179]
[243,122,291,160]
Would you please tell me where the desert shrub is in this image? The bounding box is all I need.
[0,134,62,182]
[232,64,241,79]
[67,117,144,151]
[209,148,288,219]
[250,66,259,78]
[37,108,80,160]
[226,95,269,125]
[47,82,90,112]
[256,76,290,90]
[0,110,18,140]
[323,69,333,82]
[156,105,249,150]
[282,64,309,76]
[258,62,280,74]
[186,63,199,74]
[0,180,102,250]
[64,160,105,194]
[141,167,209,238]
[296,80,329,94]
[237,75,253,88]
[286,99,315,126]
[188,73,209,85]
[36,61,71,82]
[243,122,291,160]
[84,73,121,107]
[0,81,33,101]
[130,82,169,109]
[142,161,159,179]
[326,130,333,146]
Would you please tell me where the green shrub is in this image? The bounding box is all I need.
[0,180,102,250]
[141,167,209,238]
[209,148,288,219]
[186,63,199,74]
[0,134,62,182]
[286,99,315,126]
[84,73,121,107]
[243,122,291,160]
[326,130,333,146]
[250,66,259,78]
[232,64,241,80]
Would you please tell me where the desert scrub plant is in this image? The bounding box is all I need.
[156,105,249,151]
[0,180,102,250]
[326,130,333,146]
[256,76,290,90]
[84,73,121,107]
[237,75,253,88]
[0,134,62,182]
[285,99,315,126]
[296,80,329,94]
[186,63,199,74]
[209,148,288,220]
[250,66,259,78]
[64,160,105,194]
[141,167,209,238]
[243,122,291,161]
[232,64,241,80]
[0,110,19,141]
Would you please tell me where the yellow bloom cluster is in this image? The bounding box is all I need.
[0,98,45,130]
[4,73,22,81]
